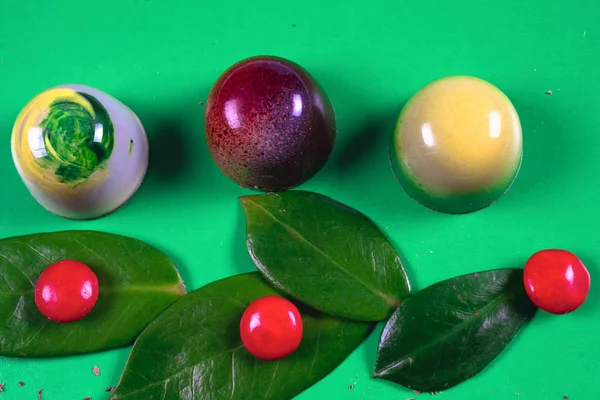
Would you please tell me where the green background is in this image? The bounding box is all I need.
[0,0,598,398]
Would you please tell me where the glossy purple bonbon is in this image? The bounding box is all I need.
[205,56,336,191]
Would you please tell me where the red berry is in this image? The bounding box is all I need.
[240,296,303,360]
[523,249,590,314]
[34,260,99,322]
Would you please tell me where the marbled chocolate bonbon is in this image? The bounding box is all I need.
[11,84,149,219]
[205,56,336,191]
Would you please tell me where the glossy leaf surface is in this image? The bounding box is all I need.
[0,230,186,357]
[240,190,410,321]
[373,268,537,392]
[110,272,374,400]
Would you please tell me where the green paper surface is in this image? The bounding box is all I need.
[0,0,598,399]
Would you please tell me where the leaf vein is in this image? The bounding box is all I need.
[308,322,323,376]
[264,360,280,398]
[24,243,54,265]
[0,253,34,289]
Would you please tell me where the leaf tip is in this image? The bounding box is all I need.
[372,365,384,379]
[372,372,383,380]
[175,281,187,295]
[238,195,257,210]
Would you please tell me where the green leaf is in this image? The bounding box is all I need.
[0,230,186,357]
[240,190,411,322]
[373,268,538,392]
[110,272,374,400]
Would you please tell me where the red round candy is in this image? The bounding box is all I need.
[34,260,99,322]
[523,249,590,314]
[240,295,303,360]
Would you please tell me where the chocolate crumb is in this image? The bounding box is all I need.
[92,366,101,376]
[18,382,24,387]
[84,397,92,400]
[546,90,553,95]
[38,388,44,400]
[563,396,569,399]
[0,383,4,392]
[199,101,204,106]
[106,387,115,392]
[349,385,354,389]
